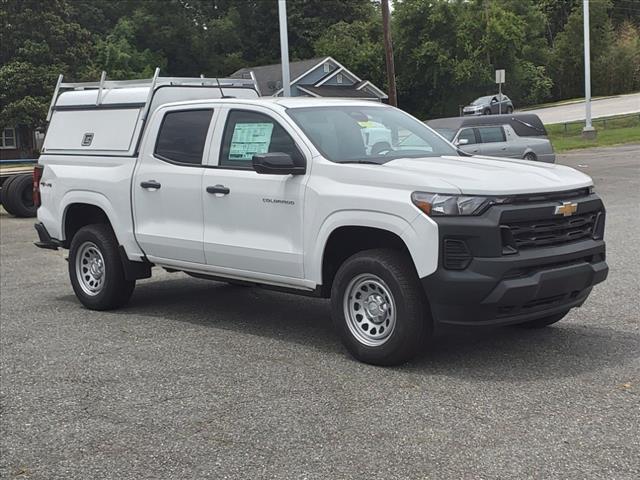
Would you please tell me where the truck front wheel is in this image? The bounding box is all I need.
[331,249,432,366]
[69,224,135,310]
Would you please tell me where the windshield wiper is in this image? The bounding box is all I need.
[339,160,382,165]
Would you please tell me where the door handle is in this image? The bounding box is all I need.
[140,180,161,189]
[206,185,230,195]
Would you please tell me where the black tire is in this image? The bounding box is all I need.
[483,108,492,115]
[69,224,135,310]
[523,152,537,161]
[330,249,432,366]
[514,311,569,329]
[1,175,20,215]
[3,174,36,218]
[506,106,513,114]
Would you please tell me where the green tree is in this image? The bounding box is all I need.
[393,0,552,117]
[0,0,94,127]
[85,17,167,79]
[593,21,640,94]
[549,0,615,98]
[314,18,384,88]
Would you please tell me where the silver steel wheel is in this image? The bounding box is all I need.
[75,241,106,296]
[343,273,396,347]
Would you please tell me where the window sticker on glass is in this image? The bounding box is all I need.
[228,122,274,160]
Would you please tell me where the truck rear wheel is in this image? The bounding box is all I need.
[69,224,135,310]
[330,249,431,366]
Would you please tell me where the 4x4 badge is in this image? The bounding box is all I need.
[554,201,578,217]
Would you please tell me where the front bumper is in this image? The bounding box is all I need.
[421,192,608,326]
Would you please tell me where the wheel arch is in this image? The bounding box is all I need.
[60,192,121,248]
[309,210,438,296]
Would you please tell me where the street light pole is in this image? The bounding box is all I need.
[582,0,596,138]
[278,0,291,97]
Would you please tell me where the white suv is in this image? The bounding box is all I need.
[34,75,608,365]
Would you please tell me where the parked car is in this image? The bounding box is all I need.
[427,114,556,163]
[34,73,608,366]
[463,94,514,115]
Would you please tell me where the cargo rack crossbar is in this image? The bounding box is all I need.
[46,67,257,122]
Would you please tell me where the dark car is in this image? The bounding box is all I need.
[463,94,514,116]
[426,113,555,163]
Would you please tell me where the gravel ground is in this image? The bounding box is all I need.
[1,145,638,479]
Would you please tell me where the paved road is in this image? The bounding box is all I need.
[1,146,639,479]
[523,92,640,124]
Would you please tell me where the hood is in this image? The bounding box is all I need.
[382,155,593,195]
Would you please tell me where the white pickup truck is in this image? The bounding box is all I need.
[35,73,608,365]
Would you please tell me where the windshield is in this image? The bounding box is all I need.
[286,105,457,164]
[471,96,491,105]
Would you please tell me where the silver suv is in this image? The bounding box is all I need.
[463,94,514,115]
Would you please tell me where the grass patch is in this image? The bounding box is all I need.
[546,114,640,152]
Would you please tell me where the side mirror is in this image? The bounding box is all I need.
[455,138,469,146]
[252,152,305,175]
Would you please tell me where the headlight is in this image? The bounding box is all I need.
[411,192,508,216]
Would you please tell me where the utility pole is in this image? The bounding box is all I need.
[381,0,397,107]
[582,0,596,138]
[278,0,291,97]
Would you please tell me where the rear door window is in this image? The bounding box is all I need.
[477,126,506,143]
[155,109,213,165]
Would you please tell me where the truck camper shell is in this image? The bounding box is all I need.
[42,68,259,157]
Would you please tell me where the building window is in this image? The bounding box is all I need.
[0,127,16,149]
[323,63,330,73]
[336,73,343,84]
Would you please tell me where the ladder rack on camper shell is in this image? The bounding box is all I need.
[46,68,258,122]
[42,68,259,157]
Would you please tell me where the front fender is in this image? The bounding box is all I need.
[306,209,439,285]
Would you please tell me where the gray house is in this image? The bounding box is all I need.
[230,56,387,101]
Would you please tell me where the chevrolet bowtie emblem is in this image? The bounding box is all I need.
[554,201,578,217]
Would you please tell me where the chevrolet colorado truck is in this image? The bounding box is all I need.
[34,73,608,365]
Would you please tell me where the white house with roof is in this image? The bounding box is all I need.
[230,56,387,101]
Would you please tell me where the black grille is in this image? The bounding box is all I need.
[504,211,599,249]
